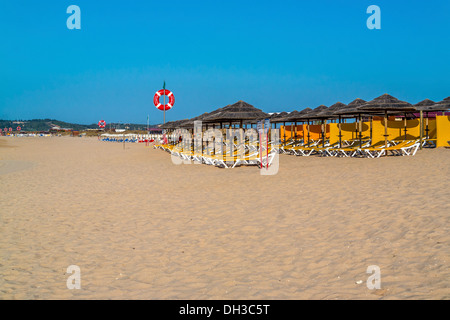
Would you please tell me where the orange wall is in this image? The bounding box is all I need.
[436,115,450,147]
[282,118,445,145]
[280,124,330,142]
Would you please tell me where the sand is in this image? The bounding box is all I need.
[0,136,449,300]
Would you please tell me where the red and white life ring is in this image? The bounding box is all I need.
[98,120,106,128]
[153,89,175,111]
[17,126,21,131]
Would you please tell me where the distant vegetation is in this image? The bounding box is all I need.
[0,119,159,132]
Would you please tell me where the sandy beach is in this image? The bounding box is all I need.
[0,136,449,300]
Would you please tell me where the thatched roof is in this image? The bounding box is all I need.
[439,96,450,103]
[284,108,313,122]
[313,105,328,112]
[270,111,289,122]
[424,105,450,112]
[327,102,347,111]
[270,110,297,123]
[414,99,435,108]
[435,96,450,109]
[357,93,416,112]
[159,121,175,129]
[202,100,269,123]
[305,105,331,119]
[347,98,367,108]
[412,99,444,112]
[179,112,211,128]
[161,119,189,129]
[333,99,369,116]
[296,105,327,120]
[269,108,314,123]
[336,104,380,116]
[314,102,347,119]
[298,107,313,115]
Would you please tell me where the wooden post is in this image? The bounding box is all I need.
[338,115,342,147]
[359,114,362,148]
[307,120,310,147]
[370,116,373,142]
[294,121,297,143]
[419,110,423,150]
[302,122,305,144]
[404,112,407,140]
[384,110,388,148]
[322,119,326,148]
[290,123,293,142]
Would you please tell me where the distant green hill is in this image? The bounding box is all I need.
[0,119,159,132]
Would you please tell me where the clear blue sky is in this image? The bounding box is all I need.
[1,0,449,124]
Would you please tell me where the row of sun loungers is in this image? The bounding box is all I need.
[154,142,276,168]
[154,137,425,168]
[278,139,421,158]
[102,137,138,143]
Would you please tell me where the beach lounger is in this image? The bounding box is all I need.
[422,139,437,148]
[361,140,419,158]
[232,151,274,168]
[288,145,315,156]
[289,142,337,157]
[400,141,420,156]
[327,140,382,157]
[278,139,301,153]
[331,147,361,157]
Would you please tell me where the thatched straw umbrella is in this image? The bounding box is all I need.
[289,107,313,120]
[283,111,301,142]
[201,101,269,154]
[347,98,367,108]
[435,96,450,108]
[160,120,178,142]
[332,99,366,147]
[171,119,192,143]
[348,99,373,142]
[202,100,269,129]
[159,121,175,130]
[414,99,435,109]
[414,99,436,142]
[321,102,347,116]
[357,94,416,147]
[334,99,380,147]
[272,110,303,142]
[321,102,347,143]
[277,110,301,123]
[416,99,449,148]
[269,111,291,143]
[310,104,343,148]
[200,107,226,129]
[425,97,450,120]
[429,102,450,113]
[292,107,313,143]
[274,108,314,144]
[282,109,311,142]
[179,112,212,129]
[270,112,289,123]
[297,105,328,147]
